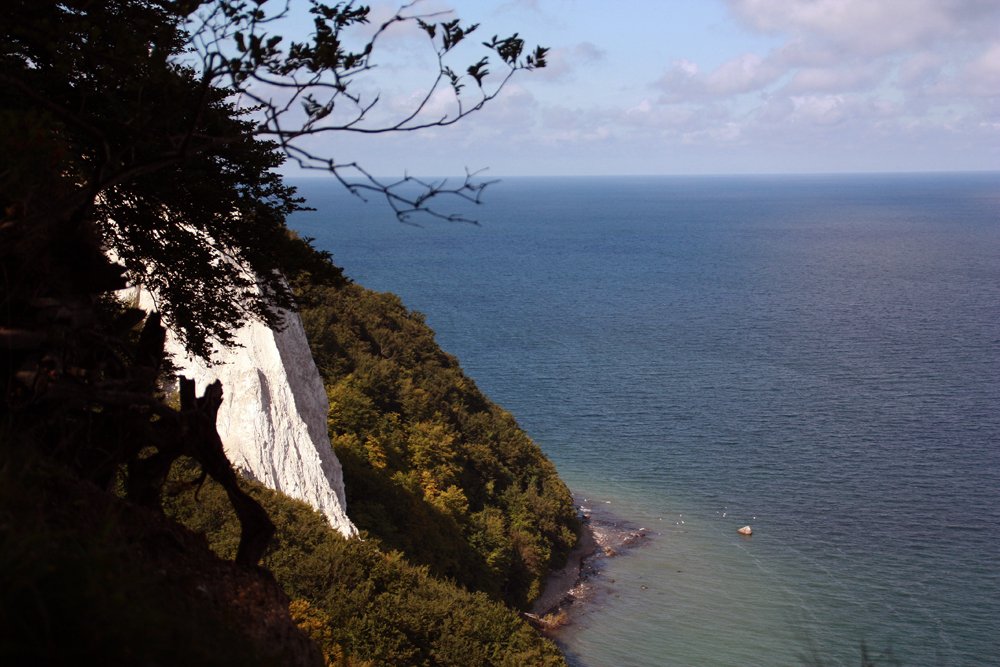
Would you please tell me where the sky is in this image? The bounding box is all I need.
[268,0,1000,177]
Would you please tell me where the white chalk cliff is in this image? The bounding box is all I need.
[133,288,358,538]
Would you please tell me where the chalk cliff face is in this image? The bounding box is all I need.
[135,289,357,538]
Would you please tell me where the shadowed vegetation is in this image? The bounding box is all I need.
[164,458,568,667]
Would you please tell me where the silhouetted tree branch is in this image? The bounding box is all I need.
[2,0,546,357]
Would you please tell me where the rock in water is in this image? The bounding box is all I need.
[134,288,357,538]
[738,525,753,535]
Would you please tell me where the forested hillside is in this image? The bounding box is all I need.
[298,279,579,609]
[2,246,578,666]
[165,459,568,667]
[154,250,581,665]
[2,1,570,662]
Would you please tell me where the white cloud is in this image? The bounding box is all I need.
[771,38,842,68]
[497,0,542,11]
[719,0,1000,105]
[682,122,744,145]
[475,83,539,128]
[288,1,1000,175]
[790,95,851,125]
[345,2,457,48]
[621,102,697,128]
[626,99,653,115]
[656,53,782,100]
[639,0,1000,158]
[535,42,606,82]
[654,59,701,102]
[724,0,998,56]
[388,88,461,122]
[705,52,784,95]
[542,105,586,131]
[752,94,898,128]
[959,43,1000,98]
[784,62,886,93]
[675,59,701,78]
[898,51,945,86]
[534,97,706,147]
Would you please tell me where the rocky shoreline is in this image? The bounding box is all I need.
[528,498,653,624]
[529,522,599,619]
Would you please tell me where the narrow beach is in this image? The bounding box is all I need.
[530,499,654,621]
[531,522,599,617]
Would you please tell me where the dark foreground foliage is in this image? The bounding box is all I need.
[2,1,568,664]
[0,452,321,667]
[164,459,567,667]
[2,0,545,360]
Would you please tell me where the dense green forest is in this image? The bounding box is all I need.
[2,1,571,663]
[299,279,579,609]
[158,253,580,664]
[166,457,569,667]
[1,243,579,666]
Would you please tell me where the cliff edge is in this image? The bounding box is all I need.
[135,287,357,538]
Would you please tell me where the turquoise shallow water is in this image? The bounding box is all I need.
[290,174,1000,666]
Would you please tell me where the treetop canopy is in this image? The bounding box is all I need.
[1,0,546,357]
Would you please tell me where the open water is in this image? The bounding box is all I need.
[289,174,1000,667]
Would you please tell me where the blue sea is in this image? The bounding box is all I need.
[289,173,1000,667]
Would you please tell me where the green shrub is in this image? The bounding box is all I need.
[164,461,567,667]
